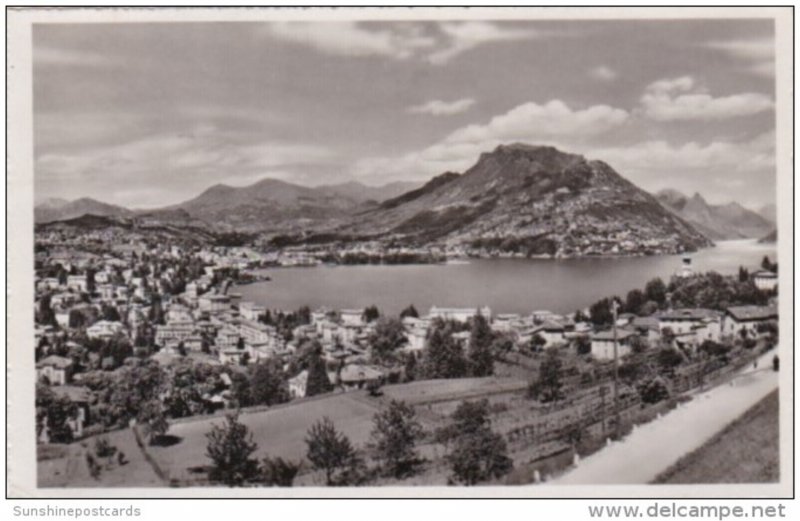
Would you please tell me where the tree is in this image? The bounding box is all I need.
[305,346,333,397]
[148,293,165,325]
[421,320,468,379]
[657,348,683,373]
[369,317,407,363]
[139,399,169,445]
[573,309,589,323]
[35,383,76,443]
[574,335,592,356]
[205,412,259,486]
[362,305,380,324]
[37,295,57,327]
[261,456,301,487]
[467,314,495,377]
[762,255,776,273]
[236,336,245,350]
[638,376,670,404]
[305,417,363,486]
[529,333,547,353]
[645,277,667,306]
[400,305,419,319]
[528,349,563,402]
[443,400,512,485]
[369,400,424,478]
[738,266,750,283]
[589,298,613,327]
[249,359,290,406]
[625,289,646,315]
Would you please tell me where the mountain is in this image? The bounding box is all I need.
[164,178,370,232]
[328,144,710,256]
[759,229,777,243]
[34,197,133,224]
[758,203,776,224]
[315,181,421,204]
[655,190,774,240]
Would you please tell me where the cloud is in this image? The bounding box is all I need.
[35,126,336,206]
[705,37,774,77]
[34,47,113,68]
[587,131,775,182]
[588,65,617,82]
[640,76,774,121]
[427,22,540,65]
[264,21,542,65]
[407,98,475,116]
[355,99,629,181]
[265,22,435,60]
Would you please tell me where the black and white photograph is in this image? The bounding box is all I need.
[6,6,793,499]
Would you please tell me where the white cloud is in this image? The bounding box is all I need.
[705,37,774,77]
[588,65,617,82]
[265,21,541,65]
[407,98,475,116]
[265,22,435,60]
[587,131,775,179]
[36,127,335,195]
[355,99,629,181]
[427,22,539,65]
[640,76,773,121]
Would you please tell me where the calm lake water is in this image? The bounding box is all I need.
[234,240,776,316]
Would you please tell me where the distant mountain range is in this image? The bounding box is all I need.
[41,143,784,256]
[654,189,774,241]
[34,197,133,224]
[34,180,419,229]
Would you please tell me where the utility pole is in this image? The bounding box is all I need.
[611,298,621,440]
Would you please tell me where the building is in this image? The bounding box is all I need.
[658,308,722,343]
[429,306,491,323]
[590,330,638,360]
[155,322,195,347]
[86,320,124,340]
[530,321,566,348]
[339,364,384,391]
[675,256,694,278]
[753,270,778,292]
[724,305,778,337]
[288,370,308,399]
[340,309,365,327]
[239,301,266,321]
[36,355,73,385]
[66,275,88,293]
[198,293,231,314]
[51,385,91,438]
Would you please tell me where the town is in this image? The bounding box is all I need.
[34,222,779,487]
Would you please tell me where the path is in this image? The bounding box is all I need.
[549,351,779,485]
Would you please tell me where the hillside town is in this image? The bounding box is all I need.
[34,220,780,486]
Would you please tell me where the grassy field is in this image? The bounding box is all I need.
[652,390,779,484]
[37,375,530,487]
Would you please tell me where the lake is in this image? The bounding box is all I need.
[234,240,777,316]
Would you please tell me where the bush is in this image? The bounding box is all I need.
[261,456,301,487]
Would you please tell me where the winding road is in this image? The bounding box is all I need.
[550,351,779,485]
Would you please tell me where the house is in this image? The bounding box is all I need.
[724,305,778,337]
[658,308,722,343]
[218,348,246,365]
[239,301,266,321]
[340,309,365,327]
[36,355,73,385]
[51,385,91,438]
[66,275,88,293]
[530,321,566,348]
[288,370,308,399]
[590,330,638,360]
[155,322,195,346]
[492,313,522,333]
[753,270,778,292]
[86,320,124,340]
[339,364,384,391]
[198,293,231,314]
[429,306,491,323]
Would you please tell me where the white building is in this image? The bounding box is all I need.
[239,301,266,321]
[590,330,637,360]
[429,306,491,323]
[86,320,124,340]
[724,305,778,337]
[753,271,778,292]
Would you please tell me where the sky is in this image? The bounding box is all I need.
[33,18,777,209]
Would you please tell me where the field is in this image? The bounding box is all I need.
[653,389,779,484]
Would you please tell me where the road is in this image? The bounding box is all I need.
[550,351,779,485]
